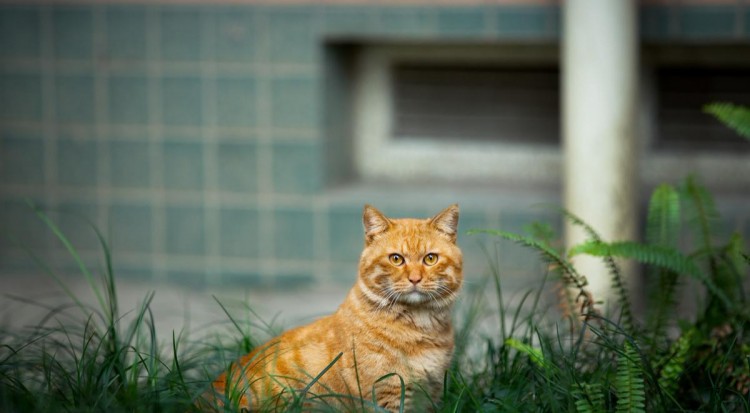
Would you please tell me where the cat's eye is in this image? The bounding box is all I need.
[423,253,438,266]
[389,253,405,266]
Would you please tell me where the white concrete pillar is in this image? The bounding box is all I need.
[563,0,638,303]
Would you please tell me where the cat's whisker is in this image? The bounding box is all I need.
[429,287,458,309]
[436,283,458,297]
[426,290,450,309]
[389,292,398,311]
[375,289,392,311]
[382,290,399,311]
[426,290,441,306]
[391,292,404,312]
[433,284,454,298]
[377,287,405,313]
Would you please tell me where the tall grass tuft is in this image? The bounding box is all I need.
[0,204,210,412]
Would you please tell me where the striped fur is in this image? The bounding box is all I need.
[207,205,463,412]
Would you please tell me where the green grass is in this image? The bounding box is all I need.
[2,179,749,412]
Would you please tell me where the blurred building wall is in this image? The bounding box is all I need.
[1,0,749,295]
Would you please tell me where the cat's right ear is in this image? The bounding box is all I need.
[430,204,459,242]
[363,204,391,244]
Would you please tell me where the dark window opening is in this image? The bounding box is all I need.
[392,65,560,145]
[656,67,750,152]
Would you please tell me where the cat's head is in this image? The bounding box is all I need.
[357,204,463,309]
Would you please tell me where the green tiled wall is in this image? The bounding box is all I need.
[0,200,51,250]
[160,10,203,62]
[496,6,559,37]
[641,4,749,39]
[163,142,204,190]
[1,3,749,291]
[56,202,100,250]
[0,8,41,59]
[1,74,42,121]
[57,137,98,187]
[105,7,148,60]
[437,7,489,36]
[328,206,365,262]
[108,75,149,124]
[679,7,736,38]
[219,206,260,258]
[1,133,44,185]
[110,140,151,188]
[162,77,203,126]
[53,8,93,59]
[216,142,258,193]
[109,203,154,253]
[165,205,206,255]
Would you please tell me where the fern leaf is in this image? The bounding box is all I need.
[561,209,636,335]
[644,185,682,346]
[726,232,748,286]
[681,176,720,256]
[680,177,742,322]
[645,184,680,248]
[467,229,587,291]
[657,329,695,397]
[615,341,646,413]
[706,234,747,307]
[560,208,602,242]
[573,383,605,413]
[703,102,750,141]
[570,240,732,309]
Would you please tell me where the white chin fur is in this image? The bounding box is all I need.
[402,291,428,304]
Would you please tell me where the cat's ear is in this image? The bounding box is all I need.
[363,204,391,244]
[430,204,459,242]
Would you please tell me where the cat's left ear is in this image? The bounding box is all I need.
[430,204,459,242]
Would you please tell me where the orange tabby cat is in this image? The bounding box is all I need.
[206,204,463,411]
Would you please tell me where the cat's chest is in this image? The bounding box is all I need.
[403,309,443,330]
[407,346,450,370]
[393,319,453,378]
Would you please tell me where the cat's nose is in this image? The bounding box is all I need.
[408,273,422,285]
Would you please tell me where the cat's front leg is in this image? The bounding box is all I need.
[373,381,430,413]
[376,390,411,413]
[371,378,409,412]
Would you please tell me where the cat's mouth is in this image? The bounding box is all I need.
[402,289,429,304]
[394,283,456,308]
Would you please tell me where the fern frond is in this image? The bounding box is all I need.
[644,184,682,348]
[726,233,748,291]
[561,209,635,335]
[469,227,606,324]
[570,241,696,279]
[467,229,587,291]
[646,184,680,248]
[703,102,750,141]
[657,329,695,398]
[615,341,646,413]
[681,176,720,256]
[524,221,557,246]
[570,240,732,309]
[679,176,745,328]
[726,232,750,274]
[573,382,605,413]
[560,209,601,242]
